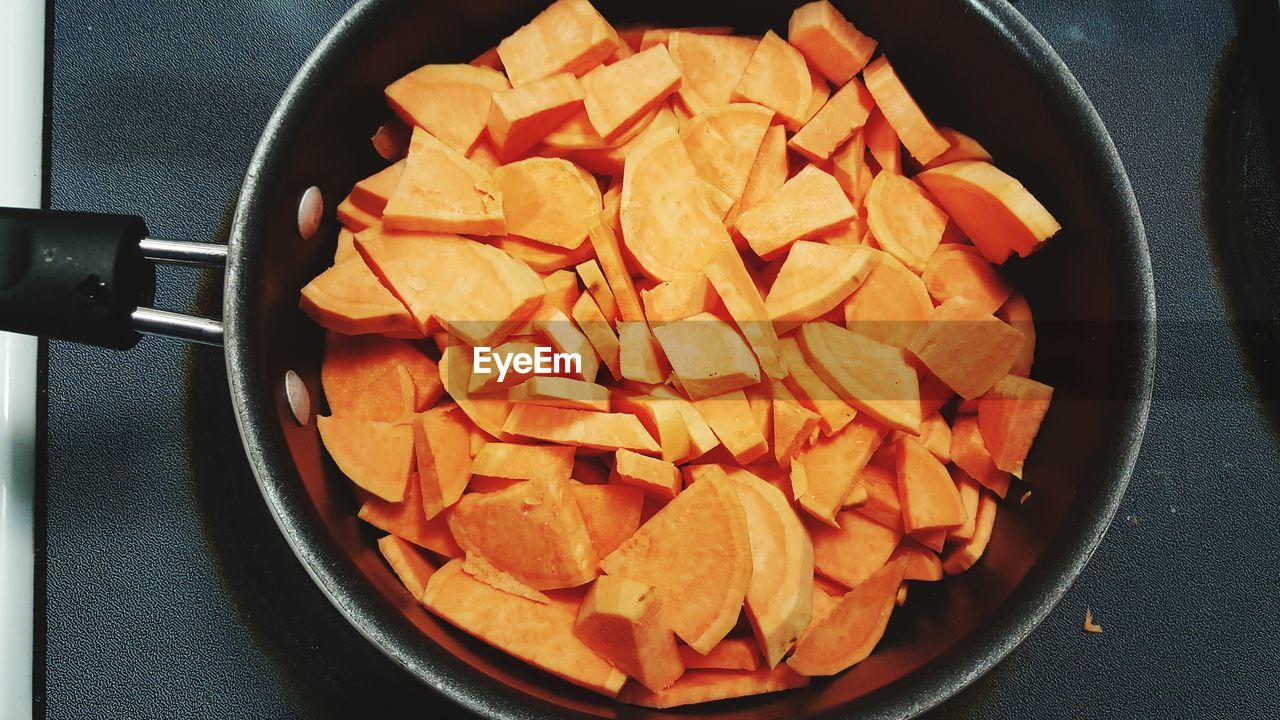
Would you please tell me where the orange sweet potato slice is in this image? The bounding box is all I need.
[600,472,752,653]
[377,535,436,600]
[371,118,411,161]
[863,105,902,175]
[415,404,475,518]
[729,468,814,668]
[916,160,1061,262]
[690,389,769,465]
[384,63,510,154]
[942,488,997,574]
[732,31,812,128]
[358,473,463,557]
[865,171,948,273]
[494,158,602,249]
[322,332,443,414]
[639,26,733,50]
[680,103,775,205]
[647,385,723,460]
[667,32,759,112]
[736,164,855,260]
[787,557,907,676]
[731,123,789,224]
[896,435,966,534]
[350,161,406,215]
[491,233,593,272]
[620,127,732,281]
[532,308,602,383]
[830,129,868,203]
[544,101,658,151]
[679,639,761,671]
[997,292,1035,377]
[765,241,873,334]
[438,345,513,440]
[496,0,618,86]
[448,474,598,590]
[576,259,619,320]
[333,227,358,264]
[770,380,822,468]
[808,511,901,589]
[922,244,1014,314]
[787,1,877,84]
[575,575,684,692]
[862,56,949,164]
[612,448,681,500]
[316,415,413,502]
[571,293,623,380]
[856,463,903,533]
[909,296,1025,400]
[652,312,761,399]
[978,374,1053,477]
[613,391,698,464]
[357,227,545,346]
[510,376,610,412]
[586,209,646,321]
[470,442,575,484]
[617,320,668,384]
[382,128,505,235]
[797,321,922,434]
[337,193,380,231]
[842,250,933,348]
[299,255,417,337]
[422,559,626,696]
[641,274,719,324]
[777,334,857,436]
[948,468,983,542]
[461,553,550,603]
[788,78,875,163]
[923,127,993,169]
[620,664,808,708]
[889,538,943,582]
[487,73,586,159]
[703,243,788,379]
[792,416,887,526]
[502,403,660,453]
[583,45,683,140]
[910,411,953,463]
[570,480,644,557]
[564,106,678,176]
[467,339,540,393]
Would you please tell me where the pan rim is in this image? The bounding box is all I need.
[222,0,1156,717]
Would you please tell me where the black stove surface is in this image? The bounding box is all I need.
[41,0,1280,718]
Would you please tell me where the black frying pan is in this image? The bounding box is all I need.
[0,0,1155,717]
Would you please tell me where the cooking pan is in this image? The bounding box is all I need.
[0,0,1155,716]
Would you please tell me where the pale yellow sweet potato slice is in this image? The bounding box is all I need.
[909,296,1025,400]
[788,77,875,162]
[765,241,873,334]
[600,471,752,653]
[916,160,1061,262]
[651,311,761,399]
[583,44,683,140]
[299,255,417,337]
[415,404,475,518]
[691,389,769,465]
[788,557,907,676]
[777,334,857,436]
[576,575,684,692]
[731,31,812,127]
[842,250,934,348]
[382,127,506,235]
[496,0,618,86]
[808,511,901,589]
[680,103,775,205]
[571,292,623,380]
[612,448,681,500]
[470,442,575,484]
[576,259,619,320]
[668,32,759,112]
[316,415,413,502]
[735,164,855,260]
[703,243,787,379]
[798,321,922,434]
[865,171,948,273]
[792,416,888,526]
[487,72,586,159]
[502,403,659,453]
[617,320,668,384]
[532,308,601,383]
[862,55,949,164]
[384,63,510,154]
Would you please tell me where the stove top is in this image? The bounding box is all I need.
[40,0,1280,718]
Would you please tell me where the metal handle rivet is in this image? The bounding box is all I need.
[297,186,324,240]
[284,369,312,426]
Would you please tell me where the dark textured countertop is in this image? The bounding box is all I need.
[40,0,1280,717]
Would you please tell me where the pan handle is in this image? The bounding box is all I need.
[0,207,225,349]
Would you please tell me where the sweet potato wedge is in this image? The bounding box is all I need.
[470,442,575,484]
[922,244,1014,314]
[797,321,922,434]
[316,415,413,502]
[487,73,586,159]
[619,665,808,708]
[863,105,902,175]
[378,535,437,600]
[583,45,683,140]
[415,404,475,518]
[856,463,903,533]
[680,103,775,205]
[842,250,933,348]
[494,158,601,249]
[510,376,611,412]
[576,575,685,692]
[703,243,788,379]
[908,296,1025,400]
[808,511,901,589]
[788,78,875,163]
[924,126,993,169]
[350,161,406,215]
[731,123,789,225]
[612,448,681,500]
[896,435,966,534]
[889,538,943,582]
[322,332,444,416]
[765,241,873,334]
[916,160,1060,263]
[948,468,983,542]
[576,259,619,320]
[612,391,697,464]
[978,374,1053,477]
[691,389,769,465]
[641,274,719,324]
[942,489,997,574]
[865,171,948,273]
[382,127,506,235]
[792,416,887,526]
[732,31,812,128]
[786,1,877,84]
[503,403,660,453]
[770,380,822,469]
[777,335,857,436]
[736,164,855,260]
[571,292,624,380]
[861,56,949,164]
[299,255,417,337]
[491,233,593,272]
[788,557,907,676]
[586,209,646,322]
[652,312,761,399]
[996,292,1035,377]
[358,473,463,557]
[668,32,759,112]
[618,320,668,384]
[384,63,510,154]
[570,480,644,557]
[438,345,513,440]
[532,308,601,383]
[496,0,619,86]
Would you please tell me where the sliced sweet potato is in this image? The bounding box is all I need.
[491,233,593,272]
[299,255,417,337]
[502,403,660,453]
[690,389,769,465]
[924,127,993,169]
[378,535,437,600]
[863,106,902,175]
[316,415,413,502]
[916,160,1061,262]
[583,45,683,140]
[545,102,658,150]
[575,575,684,692]
[576,259,619,320]
[896,435,966,534]
[532,308,601,383]
[448,474,597,589]
[792,416,887,526]
[468,339,540,393]
[730,468,814,667]
[612,448,681,500]
[865,171,948,273]
[422,559,626,696]
[889,538,943,582]
[770,380,822,469]
[922,244,1013,314]
[842,250,933,348]
[788,558,907,676]
[652,312,761,399]
[510,376,610,412]
[942,489,997,574]
[744,384,773,456]
[913,411,953,463]
[997,292,1035,377]
[496,0,618,86]
[620,665,808,708]
[788,78,875,163]
[801,65,832,131]
[680,103,775,205]
[679,639,761,671]
[808,511,901,589]
[600,472,752,653]
[668,32,759,111]
[797,321,922,434]
[567,104,679,175]
[586,210,646,321]
[949,468,983,542]
[350,161,406,215]
[777,334,856,435]
[493,158,601,250]
[337,193,380,231]
[321,334,440,420]
[831,128,868,203]
[620,127,732,281]
[415,405,475,518]
[909,296,1025,400]
[470,442,575,484]
[371,118,411,161]
[612,391,697,464]
[647,385,723,460]
[571,292,623,380]
[358,474,462,557]
[618,321,668,384]
[702,243,788,379]
[384,63,510,154]
[641,274,719,324]
[438,345,513,439]
[462,553,550,603]
[732,31,812,128]
[487,73,586,159]
[383,127,505,235]
[786,0,877,84]
[570,480,645,557]
[357,227,545,346]
[731,123,789,225]
[736,164,855,260]
[862,56,949,164]
[856,463,903,533]
[639,26,733,50]
[765,241,873,334]
[978,374,1053,477]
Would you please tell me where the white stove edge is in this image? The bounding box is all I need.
[0,0,45,717]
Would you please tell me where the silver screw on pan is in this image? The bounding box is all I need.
[297,186,324,240]
[284,369,311,426]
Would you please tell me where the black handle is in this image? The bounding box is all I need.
[0,207,155,349]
